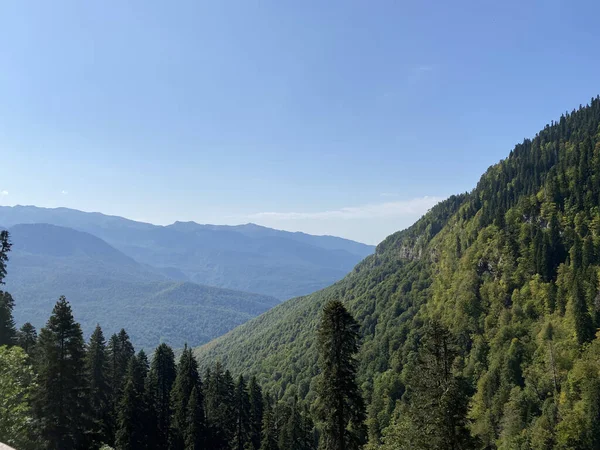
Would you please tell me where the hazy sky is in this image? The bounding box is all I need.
[2,0,600,244]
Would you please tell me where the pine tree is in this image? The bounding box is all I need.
[382,321,473,450]
[301,404,316,450]
[259,393,278,450]
[33,296,91,450]
[146,343,177,450]
[279,397,304,450]
[184,386,204,450]
[0,230,11,283]
[0,290,16,346]
[108,329,135,394]
[248,376,264,450]
[205,362,235,449]
[115,356,147,450]
[136,349,149,386]
[571,278,594,345]
[107,329,135,442]
[16,322,37,355]
[233,374,252,450]
[315,300,366,450]
[171,345,204,449]
[86,324,111,446]
[0,231,15,347]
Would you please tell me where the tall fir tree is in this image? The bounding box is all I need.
[32,296,91,450]
[136,349,150,385]
[0,291,16,346]
[107,329,135,442]
[570,277,594,345]
[315,300,366,450]
[184,386,204,450]
[301,404,317,450]
[205,362,235,449]
[248,376,264,450]
[0,230,15,346]
[115,355,147,450]
[233,374,252,450]
[382,321,473,450]
[279,397,305,450]
[16,322,37,355]
[86,324,111,446]
[259,393,278,450]
[146,343,177,450]
[170,345,205,450]
[0,230,11,283]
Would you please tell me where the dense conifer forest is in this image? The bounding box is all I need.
[4,98,600,449]
[0,233,361,449]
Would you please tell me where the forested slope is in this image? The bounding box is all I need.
[196,97,600,448]
[4,224,279,349]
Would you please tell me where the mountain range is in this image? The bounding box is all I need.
[0,206,373,300]
[0,208,373,348]
[194,98,600,447]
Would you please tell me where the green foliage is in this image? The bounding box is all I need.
[146,343,177,449]
[382,321,474,450]
[315,300,366,450]
[170,345,204,449]
[33,296,91,450]
[87,325,111,446]
[196,97,600,449]
[259,394,278,450]
[248,376,264,450]
[205,363,236,449]
[184,386,204,450]
[107,329,135,443]
[115,356,148,450]
[0,234,16,347]
[0,345,35,448]
[0,230,11,283]
[16,322,37,356]
[0,291,16,347]
[232,375,252,450]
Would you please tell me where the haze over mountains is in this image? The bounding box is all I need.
[0,206,373,348]
[0,205,373,299]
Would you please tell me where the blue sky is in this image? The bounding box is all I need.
[1,0,599,244]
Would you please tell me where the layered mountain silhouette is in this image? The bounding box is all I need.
[0,207,373,348]
[0,206,373,300]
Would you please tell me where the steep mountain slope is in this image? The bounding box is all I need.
[4,224,278,349]
[0,207,374,299]
[196,98,600,448]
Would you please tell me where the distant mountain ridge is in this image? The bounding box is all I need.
[4,223,279,349]
[0,205,374,299]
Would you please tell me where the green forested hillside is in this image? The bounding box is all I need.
[4,224,279,349]
[196,97,600,448]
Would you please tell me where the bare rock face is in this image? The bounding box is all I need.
[0,443,17,450]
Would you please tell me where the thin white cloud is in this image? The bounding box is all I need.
[0,190,8,196]
[414,65,433,72]
[408,65,434,84]
[247,196,444,221]
[379,192,398,198]
[61,190,68,195]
